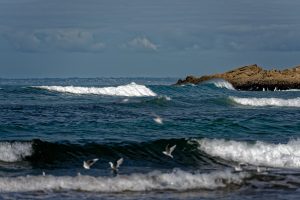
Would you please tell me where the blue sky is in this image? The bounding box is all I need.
[1,0,300,78]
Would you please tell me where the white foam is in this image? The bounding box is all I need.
[0,169,248,192]
[209,79,235,90]
[0,142,33,162]
[195,138,300,169]
[283,89,300,92]
[230,96,300,107]
[34,82,157,97]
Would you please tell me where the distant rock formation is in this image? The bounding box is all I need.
[176,64,300,91]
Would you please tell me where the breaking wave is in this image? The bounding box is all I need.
[0,169,248,192]
[230,96,300,107]
[208,79,235,90]
[33,82,157,97]
[195,138,300,169]
[0,141,32,162]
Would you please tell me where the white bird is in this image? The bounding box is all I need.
[234,163,247,172]
[83,158,99,169]
[257,166,267,173]
[234,164,243,172]
[109,158,124,172]
[162,144,176,158]
[42,171,46,176]
[153,116,163,124]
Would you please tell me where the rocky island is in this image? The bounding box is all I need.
[176,64,300,91]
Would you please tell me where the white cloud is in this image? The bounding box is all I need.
[127,37,158,51]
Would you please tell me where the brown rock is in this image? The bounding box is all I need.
[176,64,300,91]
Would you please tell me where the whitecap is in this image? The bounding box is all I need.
[0,141,33,162]
[206,79,235,90]
[0,169,248,192]
[230,96,300,107]
[195,138,300,169]
[33,82,157,97]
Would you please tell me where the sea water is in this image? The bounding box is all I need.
[0,78,300,199]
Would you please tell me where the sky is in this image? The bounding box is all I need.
[0,0,300,78]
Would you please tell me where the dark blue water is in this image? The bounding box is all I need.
[0,78,300,199]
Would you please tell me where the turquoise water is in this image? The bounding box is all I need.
[0,78,300,199]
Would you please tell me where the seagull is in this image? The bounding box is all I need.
[109,158,124,172]
[234,163,247,172]
[153,116,163,124]
[83,158,99,169]
[257,166,267,173]
[234,164,243,172]
[42,171,46,176]
[162,144,176,158]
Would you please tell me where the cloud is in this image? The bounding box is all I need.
[125,37,158,51]
[2,29,106,52]
[160,24,300,52]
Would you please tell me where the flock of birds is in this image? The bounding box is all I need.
[82,144,177,173]
[80,114,172,174]
[81,142,265,174]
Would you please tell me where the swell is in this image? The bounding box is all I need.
[0,139,224,168]
[0,169,249,192]
[5,138,300,170]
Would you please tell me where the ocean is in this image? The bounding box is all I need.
[0,77,300,200]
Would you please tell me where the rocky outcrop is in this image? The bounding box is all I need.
[176,64,300,91]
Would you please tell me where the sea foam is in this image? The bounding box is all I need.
[0,141,32,162]
[230,96,300,107]
[0,169,248,192]
[195,138,300,168]
[34,82,157,97]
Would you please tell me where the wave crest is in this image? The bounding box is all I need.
[195,138,300,168]
[205,79,235,90]
[0,141,32,162]
[34,82,157,97]
[230,96,300,107]
[0,169,248,192]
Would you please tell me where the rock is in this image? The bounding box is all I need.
[176,64,300,91]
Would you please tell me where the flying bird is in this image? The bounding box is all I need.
[153,116,163,124]
[234,163,247,172]
[162,144,176,158]
[109,158,124,172]
[83,158,99,169]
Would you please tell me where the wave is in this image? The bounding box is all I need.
[195,138,300,169]
[0,141,32,162]
[0,169,248,192]
[0,139,188,163]
[0,138,219,168]
[281,89,300,92]
[33,82,157,97]
[206,79,235,90]
[230,96,300,107]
